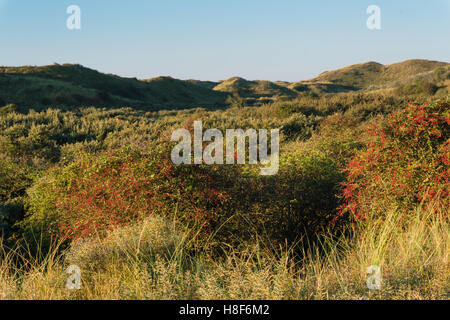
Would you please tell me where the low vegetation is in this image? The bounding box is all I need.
[0,60,448,300]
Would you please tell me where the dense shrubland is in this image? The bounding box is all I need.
[0,90,448,299]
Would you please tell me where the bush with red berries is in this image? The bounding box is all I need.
[338,98,449,222]
[23,145,233,249]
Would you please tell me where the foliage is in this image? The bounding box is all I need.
[22,146,233,250]
[0,158,34,203]
[339,98,450,222]
[0,200,24,242]
[395,80,439,96]
[255,151,345,245]
[0,104,20,116]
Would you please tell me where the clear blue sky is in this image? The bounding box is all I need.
[0,0,449,81]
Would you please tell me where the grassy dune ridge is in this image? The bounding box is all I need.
[1,59,448,110]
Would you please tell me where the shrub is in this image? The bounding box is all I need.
[0,200,24,242]
[306,113,366,168]
[0,104,19,116]
[395,81,439,96]
[225,93,245,109]
[263,151,345,244]
[276,103,322,118]
[225,151,345,248]
[0,158,34,203]
[22,145,231,250]
[281,114,318,141]
[338,98,449,222]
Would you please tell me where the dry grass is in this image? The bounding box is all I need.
[0,202,447,300]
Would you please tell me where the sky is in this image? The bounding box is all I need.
[0,0,449,81]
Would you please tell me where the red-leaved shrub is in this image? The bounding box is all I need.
[338,98,449,222]
[25,145,232,247]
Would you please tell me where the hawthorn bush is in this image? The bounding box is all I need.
[22,145,234,250]
[339,98,449,222]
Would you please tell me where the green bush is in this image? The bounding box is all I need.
[281,114,318,141]
[395,81,439,96]
[304,113,366,168]
[0,200,24,242]
[0,104,19,116]
[259,151,345,245]
[218,151,345,248]
[0,158,34,203]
